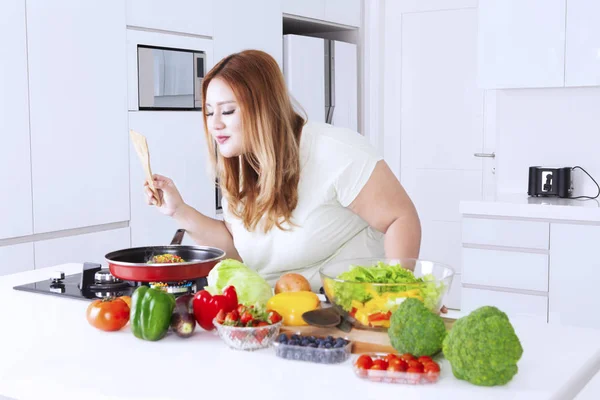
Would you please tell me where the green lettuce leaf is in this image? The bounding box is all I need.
[332,261,444,312]
[205,259,273,307]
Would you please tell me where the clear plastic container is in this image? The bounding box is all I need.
[352,353,441,385]
[273,333,352,364]
[213,319,282,351]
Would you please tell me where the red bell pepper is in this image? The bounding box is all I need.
[193,286,238,331]
[368,311,392,322]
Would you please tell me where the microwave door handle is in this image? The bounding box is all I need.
[194,53,205,108]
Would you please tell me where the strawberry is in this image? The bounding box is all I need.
[267,310,282,324]
[215,309,226,324]
[240,311,254,325]
[236,304,247,315]
[254,327,268,343]
[224,311,238,325]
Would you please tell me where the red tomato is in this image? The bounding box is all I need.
[401,353,416,362]
[86,297,129,332]
[418,356,433,364]
[406,367,423,374]
[423,362,440,373]
[371,359,389,370]
[425,371,440,383]
[355,355,373,370]
[407,360,424,372]
[384,353,399,362]
[388,357,408,371]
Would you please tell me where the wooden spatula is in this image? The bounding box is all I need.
[129,129,161,207]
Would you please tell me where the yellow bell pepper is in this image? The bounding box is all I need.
[266,291,320,326]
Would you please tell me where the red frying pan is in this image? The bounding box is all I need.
[105,229,225,282]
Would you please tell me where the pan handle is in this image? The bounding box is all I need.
[170,229,186,245]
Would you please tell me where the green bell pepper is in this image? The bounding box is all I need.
[130,286,176,341]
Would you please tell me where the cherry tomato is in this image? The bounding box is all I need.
[386,364,401,372]
[401,353,416,362]
[425,370,440,383]
[388,357,408,371]
[355,355,373,370]
[406,367,423,374]
[86,297,130,332]
[423,362,440,373]
[371,359,388,370]
[384,353,399,362]
[418,355,433,364]
[407,360,424,372]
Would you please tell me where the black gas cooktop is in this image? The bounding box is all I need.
[13,262,207,301]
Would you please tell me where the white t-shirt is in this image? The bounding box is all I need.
[221,121,385,290]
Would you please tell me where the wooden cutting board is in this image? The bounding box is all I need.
[281,317,455,354]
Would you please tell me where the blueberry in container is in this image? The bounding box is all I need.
[273,332,352,364]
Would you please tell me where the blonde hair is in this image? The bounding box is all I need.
[202,50,305,232]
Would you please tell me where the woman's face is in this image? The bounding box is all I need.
[205,78,244,158]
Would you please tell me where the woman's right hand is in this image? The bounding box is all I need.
[144,174,185,217]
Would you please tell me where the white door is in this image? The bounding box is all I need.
[398,8,493,310]
[283,35,325,123]
[332,40,358,131]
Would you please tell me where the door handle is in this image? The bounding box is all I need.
[474,152,495,158]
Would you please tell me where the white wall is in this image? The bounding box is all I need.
[495,87,600,198]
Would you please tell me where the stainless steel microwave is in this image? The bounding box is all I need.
[137,45,205,110]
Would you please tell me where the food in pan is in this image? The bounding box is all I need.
[150,254,186,264]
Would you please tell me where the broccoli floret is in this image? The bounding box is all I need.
[443,306,523,386]
[387,298,447,357]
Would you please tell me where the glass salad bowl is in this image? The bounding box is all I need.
[319,258,454,331]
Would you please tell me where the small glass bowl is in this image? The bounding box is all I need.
[213,319,283,351]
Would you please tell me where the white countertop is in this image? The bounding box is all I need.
[460,193,600,222]
[2,264,600,400]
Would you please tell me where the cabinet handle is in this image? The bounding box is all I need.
[474,152,495,158]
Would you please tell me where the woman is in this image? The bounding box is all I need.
[145,50,421,290]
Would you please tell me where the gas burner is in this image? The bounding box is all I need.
[87,269,131,291]
[149,281,195,295]
[95,269,121,284]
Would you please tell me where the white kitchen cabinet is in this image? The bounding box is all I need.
[477,0,566,89]
[282,0,361,27]
[549,224,600,329]
[282,0,326,21]
[34,227,130,270]
[325,0,361,27]
[128,112,215,247]
[0,243,35,276]
[126,0,213,37]
[462,218,549,250]
[462,287,548,323]
[565,0,600,87]
[462,248,548,292]
[27,0,130,233]
[213,0,282,67]
[0,0,33,240]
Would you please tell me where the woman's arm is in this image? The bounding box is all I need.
[146,175,242,261]
[172,204,242,261]
[348,160,422,259]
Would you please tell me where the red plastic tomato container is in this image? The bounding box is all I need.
[352,353,441,385]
